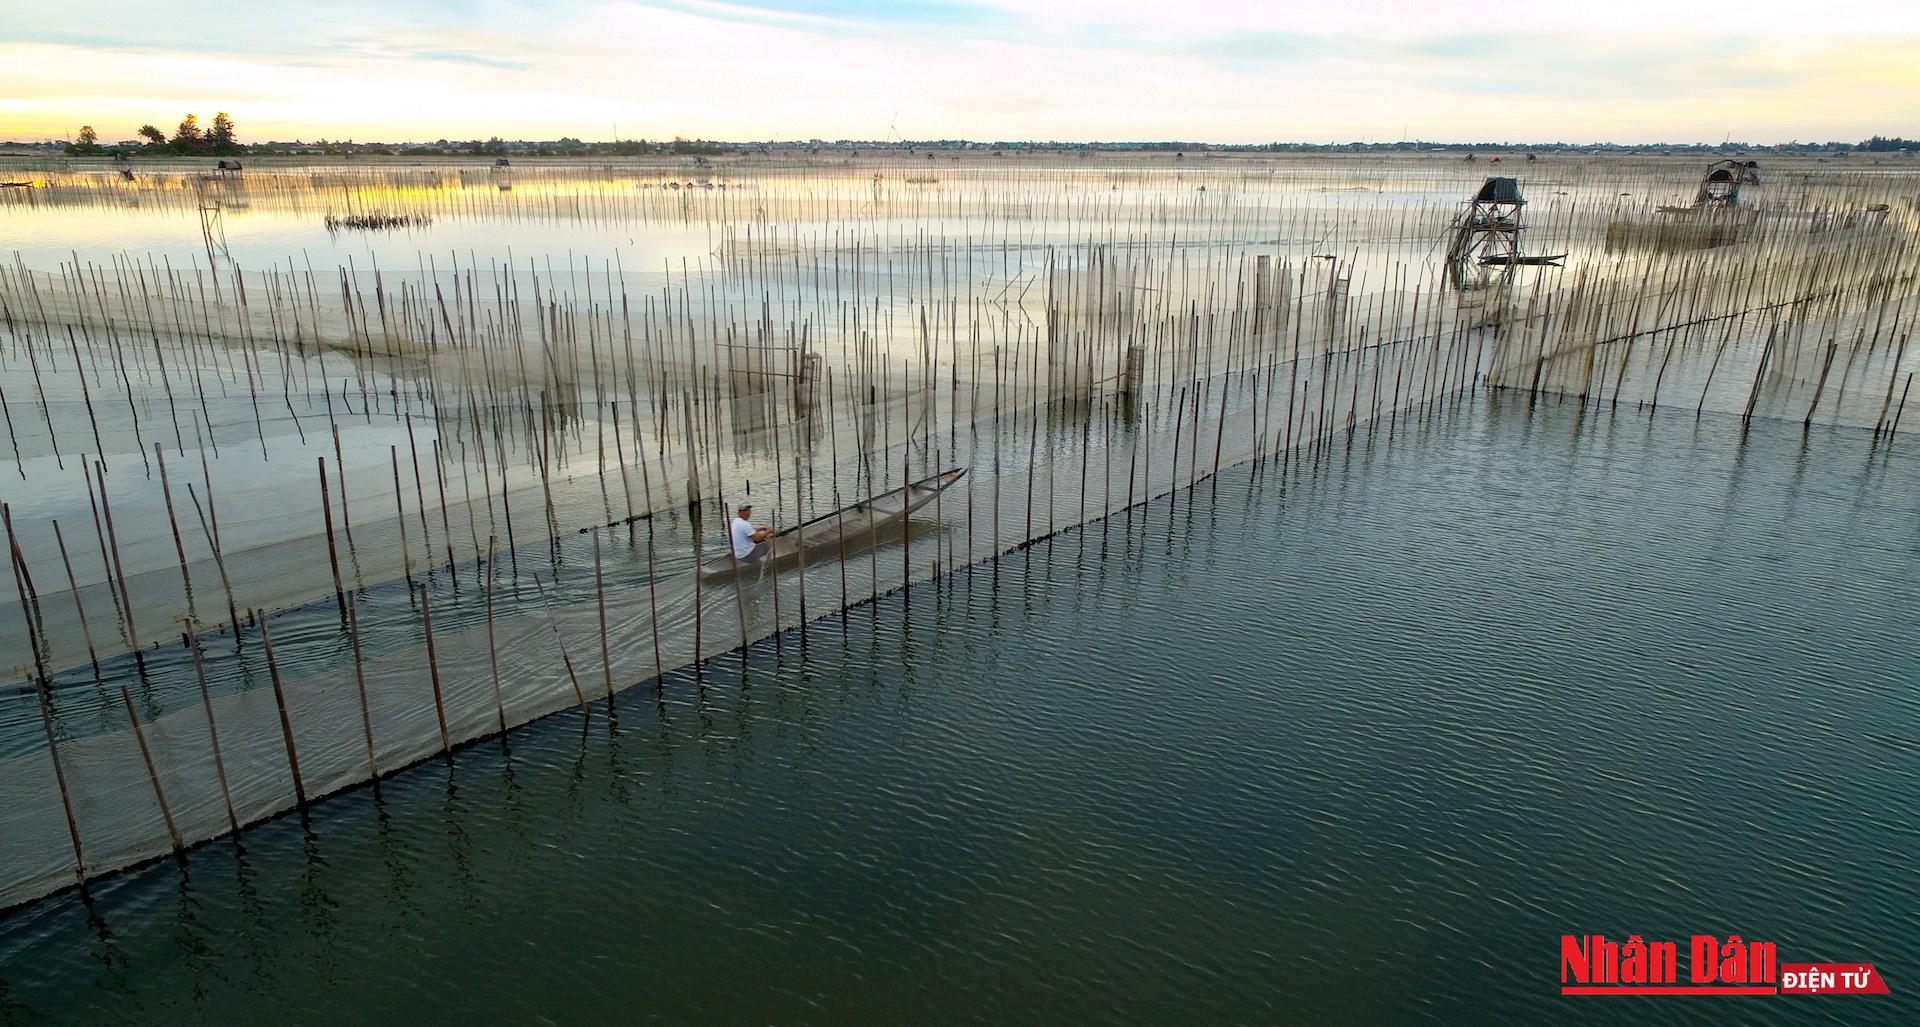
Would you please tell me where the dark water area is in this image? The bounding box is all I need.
[2,393,1916,1025]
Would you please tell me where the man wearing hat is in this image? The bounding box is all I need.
[730,503,775,565]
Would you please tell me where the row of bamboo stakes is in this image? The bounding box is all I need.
[10,154,1909,234]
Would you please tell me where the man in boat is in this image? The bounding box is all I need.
[730,503,774,567]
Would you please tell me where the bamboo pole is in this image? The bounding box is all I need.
[6,502,87,882]
[417,582,452,755]
[255,608,308,808]
[183,623,239,834]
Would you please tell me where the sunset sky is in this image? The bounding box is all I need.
[4,0,1917,144]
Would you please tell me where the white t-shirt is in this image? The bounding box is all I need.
[730,516,758,559]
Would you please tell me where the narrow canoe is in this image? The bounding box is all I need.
[698,468,966,582]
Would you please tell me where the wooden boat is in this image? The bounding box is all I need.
[699,468,966,582]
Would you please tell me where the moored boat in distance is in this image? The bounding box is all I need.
[699,468,967,583]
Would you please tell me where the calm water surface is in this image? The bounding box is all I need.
[1,394,1916,1025]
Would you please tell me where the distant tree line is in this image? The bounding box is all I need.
[237,137,663,157]
[1859,136,1918,152]
[48,121,1918,159]
[51,121,755,159]
[65,113,242,155]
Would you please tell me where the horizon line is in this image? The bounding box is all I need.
[5,137,1913,151]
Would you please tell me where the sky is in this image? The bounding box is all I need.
[3,0,1917,144]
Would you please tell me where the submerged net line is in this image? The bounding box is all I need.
[0,158,1810,227]
[0,245,1358,674]
[9,157,1915,236]
[4,159,1920,910]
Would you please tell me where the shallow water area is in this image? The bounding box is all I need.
[0,153,1757,275]
[1,393,1915,1025]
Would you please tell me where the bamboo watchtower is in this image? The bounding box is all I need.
[1445,177,1526,293]
[1694,160,1761,208]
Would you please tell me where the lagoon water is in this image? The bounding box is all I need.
[1,393,1915,1025]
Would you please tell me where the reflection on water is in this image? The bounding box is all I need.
[0,394,1916,1025]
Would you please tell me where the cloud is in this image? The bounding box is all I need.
[647,0,1018,32]
[323,38,537,71]
[1179,30,1336,70]
[2,0,1917,143]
